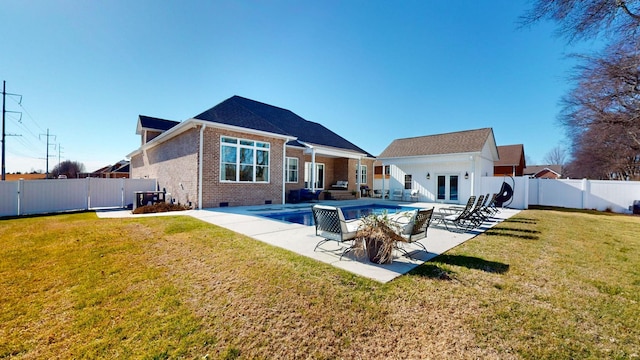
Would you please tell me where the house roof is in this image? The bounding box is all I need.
[378,128,495,158]
[524,165,562,176]
[194,96,373,157]
[137,115,180,134]
[495,144,525,167]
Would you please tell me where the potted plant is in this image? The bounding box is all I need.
[323,190,332,200]
[351,190,358,198]
[354,213,407,264]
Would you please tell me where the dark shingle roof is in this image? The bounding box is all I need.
[495,144,524,166]
[378,128,494,158]
[139,115,180,131]
[194,96,373,156]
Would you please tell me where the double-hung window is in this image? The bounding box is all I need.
[220,136,270,182]
[285,157,298,183]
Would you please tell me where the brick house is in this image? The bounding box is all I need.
[524,165,562,179]
[494,144,526,177]
[128,96,375,208]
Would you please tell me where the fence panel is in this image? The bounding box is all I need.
[89,178,125,208]
[535,179,584,209]
[21,179,89,215]
[0,182,18,217]
[588,180,640,213]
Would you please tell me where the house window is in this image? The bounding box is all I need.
[220,136,270,182]
[285,157,298,183]
[356,165,367,183]
[404,174,412,190]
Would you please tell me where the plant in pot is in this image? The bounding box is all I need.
[354,212,407,264]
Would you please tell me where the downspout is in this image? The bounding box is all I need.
[198,124,206,210]
[282,141,287,205]
[357,157,361,194]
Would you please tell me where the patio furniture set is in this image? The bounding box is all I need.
[311,193,500,264]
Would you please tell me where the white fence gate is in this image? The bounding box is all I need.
[0,178,157,217]
[480,177,640,214]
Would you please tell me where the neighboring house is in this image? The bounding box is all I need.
[375,128,499,204]
[90,160,130,178]
[524,165,562,179]
[494,144,526,177]
[128,95,375,208]
[4,173,46,181]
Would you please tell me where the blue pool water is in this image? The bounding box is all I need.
[260,204,418,226]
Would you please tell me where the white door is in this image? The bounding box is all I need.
[437,174,459,202]
[304,163,325,189]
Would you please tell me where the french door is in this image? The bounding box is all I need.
[437,175,459,202]
[304,163,325,189]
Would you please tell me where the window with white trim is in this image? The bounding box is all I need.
[356,165,367,183]
[285,157,298,183]
[220,136,270,182]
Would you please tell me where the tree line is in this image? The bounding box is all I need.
[522,0,640,180]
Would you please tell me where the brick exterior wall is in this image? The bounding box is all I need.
[131,123,374,208]
[201,127,286,207]
[131,128,200,207]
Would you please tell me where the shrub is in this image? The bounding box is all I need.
[132,202,190,214]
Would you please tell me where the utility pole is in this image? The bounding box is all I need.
[58,143,63,170]
[39,128,56,179]
[1,81,23,181]
[2,81,5,181]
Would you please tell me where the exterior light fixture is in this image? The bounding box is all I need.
[464,172,469,179]
[426,172,430,180]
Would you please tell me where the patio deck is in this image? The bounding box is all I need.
[97,199,520,283]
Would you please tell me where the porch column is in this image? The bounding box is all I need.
[311,147,316,192]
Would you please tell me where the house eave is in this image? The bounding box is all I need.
[299,141,373,159]
[127,118,297,159]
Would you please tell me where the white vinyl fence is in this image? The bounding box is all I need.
[480,176,640,214]
[0,178,157,217]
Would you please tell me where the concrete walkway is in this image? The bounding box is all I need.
[97,199,519,283]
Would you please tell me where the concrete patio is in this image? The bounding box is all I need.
[97,199,520,283]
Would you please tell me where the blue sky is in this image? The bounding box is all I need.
[1,1,591,173]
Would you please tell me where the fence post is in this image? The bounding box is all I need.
[120,178,125,208]
[582,178,590,210]
[17,179,23,216]
[86,177,91,210]
[523,177,530,209]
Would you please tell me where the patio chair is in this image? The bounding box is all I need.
[408,190,419,202]
[391,189,404,201]
[438,195,481,232]
[312,205,360,258]
[389,208,434,256]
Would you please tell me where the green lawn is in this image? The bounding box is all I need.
[1,209,639,359]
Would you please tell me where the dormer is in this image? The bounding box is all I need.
[136,115,180,145]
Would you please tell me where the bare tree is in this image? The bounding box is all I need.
[51,160,85,179]
[520,0,640,43]
[543,146,568,166]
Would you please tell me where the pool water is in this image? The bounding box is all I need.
[260,204,418,226]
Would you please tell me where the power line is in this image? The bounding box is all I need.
[2,81,23,180]
[39,128,56,179]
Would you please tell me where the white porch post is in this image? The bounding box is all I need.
[357,158,361,191]
[311,147,316,192]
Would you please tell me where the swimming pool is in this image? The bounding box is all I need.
[260,203,419,226]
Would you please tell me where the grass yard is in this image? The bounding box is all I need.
[1,209,639,359]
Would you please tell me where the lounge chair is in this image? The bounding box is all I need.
[437,195,480,232]
[389,208,434,256]
[312,205,360,258]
